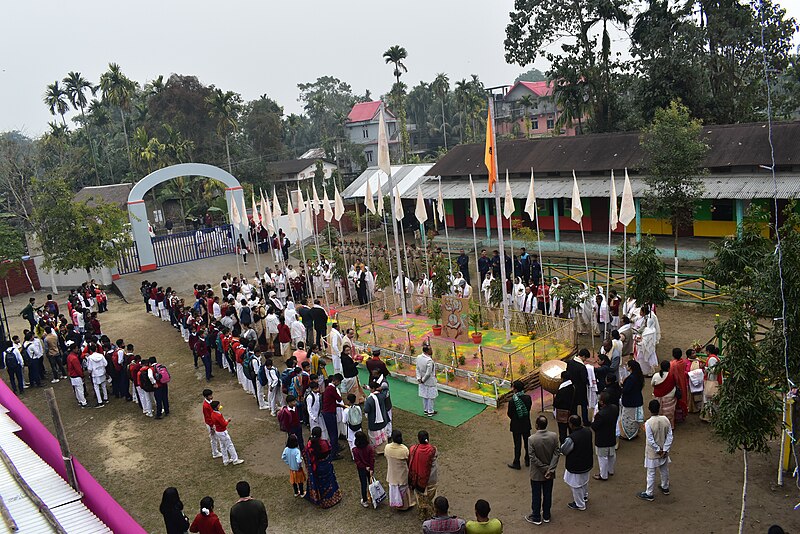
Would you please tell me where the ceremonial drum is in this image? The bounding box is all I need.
[539,360,568,394]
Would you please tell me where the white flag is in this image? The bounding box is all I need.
[437,181,446,223]
[298,188,312,230]
[570,171,583,224]
[524,168,537,220]
[609,170,619,230]
[503,170,514,219]
[251,192,261,228]
[377,177,384,217]
[415,186,428,224]
[322,188,333,223]
[286,188,298,231]
[260,190,274,234]
[334,186,345,222]
[619,168,636,226]
[311,182,321,215]
[393,186,404,221]
[272,188,282,219]
[365,179,375,215]
[377,108,391,176]
[230,194,241,225]
[468,175,480,224]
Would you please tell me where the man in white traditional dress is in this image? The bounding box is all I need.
[415,345,438,417]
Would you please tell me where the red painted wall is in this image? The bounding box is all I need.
[0,259,41,297]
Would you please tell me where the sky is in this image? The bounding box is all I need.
[3,0,800,137]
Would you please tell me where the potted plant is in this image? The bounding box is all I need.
[468,300,483,344]
[430,299,443,336]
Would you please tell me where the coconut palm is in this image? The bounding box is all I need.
[383,45,408,84]
[63,71,101,183]
[44,81,70,127]
[431,73,450,150]
[99,62,136,166]
[206,89,243,173]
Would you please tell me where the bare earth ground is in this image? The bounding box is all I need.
[3,297,798,534]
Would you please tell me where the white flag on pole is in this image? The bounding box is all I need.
[377,108,391,176]
[300,188,313,230]
[468,175,480,224]
[251,192,261,228]
[524,168,537,220]
[260,190,274,234]
[311,182,321,215]
[570,171,583,224]
[619,168,636,226]
[230,195,241,225]
[415,186,428,224]
[272,188,282,219]
[503,170,514,219]
[365,179,375,215]
[376,174,385,216]
[334,186,345,222]
[437,181,446,223]
[322,189,333,223]
[394,186,404,221]
[609,170,619,230]
[286,188,298,231]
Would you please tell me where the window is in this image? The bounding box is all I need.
[365,151,373,163]
[711,200,734,221]
[531,119,539,130]
[363,128,369,139]
[546,118,554,129]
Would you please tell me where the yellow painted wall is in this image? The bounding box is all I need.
[639,218,673,235]
[693,220,737,238]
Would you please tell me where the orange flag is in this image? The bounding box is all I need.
[484,105,498,193]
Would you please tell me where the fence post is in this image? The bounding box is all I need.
[701,279,706,307]
[508,354,513,382]
[407,331,412,354]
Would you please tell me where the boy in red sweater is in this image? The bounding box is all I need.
[66,346,87,408]
[278,395,304,451]
[201,389,221,460]
[209,401,244,466]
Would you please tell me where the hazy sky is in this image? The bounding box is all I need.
[3,0,799,137]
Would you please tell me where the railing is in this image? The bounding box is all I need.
[116,242,140,275]
[542,262,722,305]
[152,224,235,268]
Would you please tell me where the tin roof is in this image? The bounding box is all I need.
[342,164,435,199]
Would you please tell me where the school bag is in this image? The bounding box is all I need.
[280,368,294,395]
[153,363,171,385]
[277,406,290,432]
[257,364,268,387]
[139,366,155,392]
[3,348,20,371]
[242,352,256,381]
[347,405,363,429]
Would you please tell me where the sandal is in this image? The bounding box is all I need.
[592,474,608,481]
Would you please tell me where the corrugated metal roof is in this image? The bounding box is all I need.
[342,164,435,199]
[0,407,112,533]
[402,174,800,200]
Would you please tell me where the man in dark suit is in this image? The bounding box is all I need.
[507,380,533,469]
[309,299,328,349]
[567,349,590,425]
[590,391,619,480]
[478,249,491,282]
[230,480,267,534]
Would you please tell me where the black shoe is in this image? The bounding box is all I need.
[660,486,670,495]
[507,463,521,470]
[525,458,530,467]
[154,415,163,419]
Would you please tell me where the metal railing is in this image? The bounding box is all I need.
[153,224,236,268]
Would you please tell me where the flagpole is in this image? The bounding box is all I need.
[310,187,330,310]
[376,175,395,306]
[606,172,615,323]
[439,178,453,276]
[530,169,546,304]
[488,96,512,345]
[228,196,242,288]
[469,176,481,306]
[390,182,409,323]
[579,221,594,349]
[294,184,313,301]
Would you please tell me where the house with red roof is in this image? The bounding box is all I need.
[496,80,582,138]
[344,101,400,168]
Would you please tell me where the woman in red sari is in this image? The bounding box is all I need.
[669,348,689,423]
[651,360,677,428]
[408,430,439,520]
[304,427,342,508]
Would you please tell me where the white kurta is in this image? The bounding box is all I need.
[415,354,438,399]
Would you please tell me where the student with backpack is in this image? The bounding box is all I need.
[278,395,304,451]
[305,379,325,440]
[264,358,282,416]
[138,360,156,417]
[241,342,258,398]
[343,393,363,459]
[150,357,171,419]
[22,331,43,388]
[4,337,25,395]
[251,348,269,411]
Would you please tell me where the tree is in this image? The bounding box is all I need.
[44,81,70,127]
[383,46,411,161]
[641,100,707,268]
[206,88,243,173]
[515,68,547,83]
[431,73,450,150]
[0,220,26,279]
[63,71,101,184]
[99,63,136,166]
[704,207,771,289]
[33,178,132,279]
[518,94,536,138]
[383,45,408,85]
[621,234,668,307]
[242,95,285,159]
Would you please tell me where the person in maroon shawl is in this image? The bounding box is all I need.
[669,348,689,423]
[408,430,439,520]
[304,427,342,508]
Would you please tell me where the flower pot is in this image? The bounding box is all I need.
[471,332,483,344]
[432,325,443,336]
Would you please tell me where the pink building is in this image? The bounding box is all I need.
[495,81,580,137]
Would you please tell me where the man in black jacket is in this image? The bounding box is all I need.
[230,481,267,534]
[566,350,590,425]
[309,299,328,349]
[553,371,575,443]
[507,380,533,469]
[590,391,619,481]
[561,415,593,511]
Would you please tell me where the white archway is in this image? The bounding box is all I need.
[127,163,246,272]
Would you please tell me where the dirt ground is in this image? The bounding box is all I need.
[3,296,798,534]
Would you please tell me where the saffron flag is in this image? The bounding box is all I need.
[619,168,636,226]
[334,186,345,222]
[503,170,514,219]
[436,181,445,223]
[484,105,498,193]
[377,109,391,176]
[272,188,282,219]
[365,179,375,215]
[570,171,583,224]
[468,175,480,224]
[415,186,428,224]
[322,189,333,223]
[524,168,537,221]
[609,170,619,230]
[394,186,404,221]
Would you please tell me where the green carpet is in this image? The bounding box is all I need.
[327,365,486,427]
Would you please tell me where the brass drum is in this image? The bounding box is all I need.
[539,360,568,394]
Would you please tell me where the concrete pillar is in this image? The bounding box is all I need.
[552,198,560,243]
[635,198,642,242]
[735,199,745,238]
[484,198,491,240]
[128,200,155,272]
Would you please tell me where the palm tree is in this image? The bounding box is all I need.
[431,73,450,150]
[99,63,136,166]
[519,94,536,138]
[383,45,408,84]
[454,79,471,144]
[206,89,242,173]
[554,79,588,134]
[63,71,101,184]
[43,81,69,127]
